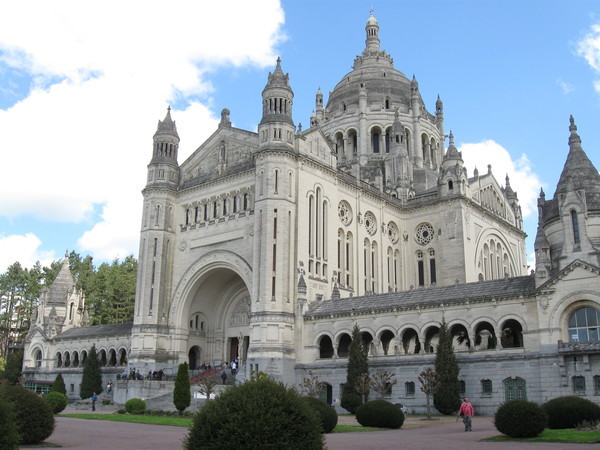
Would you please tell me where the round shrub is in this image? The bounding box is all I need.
[125,398,147,414]
[356,399,404,429]
[44,391,68,414]
[0,396,20,450]
[542,396,600,429]
[303,396,338,433]
[1,384,55,445]
[184,378,324,450]
[494,400,546,438]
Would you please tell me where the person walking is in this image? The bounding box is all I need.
[91,392,98,411]
[458,398,474,431]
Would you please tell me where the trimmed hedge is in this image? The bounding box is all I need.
[185,378,324,449]
[0,384,55,445]
[494,399,546,438]
[356,399,404,429]
[303,396,338,433]
[125,398,147,414]
[542,396,600,429]
[44,391,68,414]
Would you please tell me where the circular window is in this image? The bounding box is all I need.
[415,223,434,245]
[338,201,352,225]
[386,221,399,244]
[364,211,377,235]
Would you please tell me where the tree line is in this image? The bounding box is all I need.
[0,251,137,361]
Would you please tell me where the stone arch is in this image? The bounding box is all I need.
[99,348,108,366]
[499,318,524,348]
[33,347,43,368]
[474,229,518,280]
[317,334,334,359]
[399,326,421,354]
[449,322,471,351]
[423,324,441,353]
[169,250,252,327]
[108,348,117,366]
[336,331,352,357]
[549,291,600,342]
[118,347,128,366]
[377,327,396,356]
[473,319,498,349]
[188,345,202,370]
[72,350,80,367]
[64,351,71,367]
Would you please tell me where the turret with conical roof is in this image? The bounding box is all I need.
[536,116,600,274]
[258,57,295,151]
[147,106,180,189]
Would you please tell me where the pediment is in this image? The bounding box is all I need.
[538,259,600,291]
[181,128,258,182]
[25,326,50,343]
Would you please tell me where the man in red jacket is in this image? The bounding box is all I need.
[458,398,474,431]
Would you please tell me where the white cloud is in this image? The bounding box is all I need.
[459,140,544,219]
[576,22,600,93]
[0,1,285,264]
[0,233,56,272]
[556,78,574,95]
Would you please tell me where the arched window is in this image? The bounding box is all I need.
[568,307,600,342]
[571,210,580,245]
[34,349,42,368]
[318,336,334,359]
[504,377,527,401]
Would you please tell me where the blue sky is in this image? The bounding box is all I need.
[0,0,599,272]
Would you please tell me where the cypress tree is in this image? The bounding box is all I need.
[80,345,102,399]
[51,373,66,395]
[173,362,191,414]
[341,323,369,414]
[433,321,461,414]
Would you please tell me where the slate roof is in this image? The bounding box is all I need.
[304,276,536,320]
[54,323,133,341]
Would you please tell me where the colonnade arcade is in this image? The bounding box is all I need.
[332,127,440,170]
[315,318,525,359]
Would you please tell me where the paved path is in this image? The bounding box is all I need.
[25,412,589,449]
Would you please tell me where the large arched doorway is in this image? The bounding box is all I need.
[182,265,251,368]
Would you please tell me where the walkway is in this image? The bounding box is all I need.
[24,411,588,450]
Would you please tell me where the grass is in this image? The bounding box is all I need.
[59,413,193,427]
[485,428,600,444]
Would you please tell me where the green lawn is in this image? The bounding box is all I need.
[485,428,600,444]
[59,413,193,427]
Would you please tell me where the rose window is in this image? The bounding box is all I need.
[338,201,352,225]
[415,223,434,245]
[364,211,377,235]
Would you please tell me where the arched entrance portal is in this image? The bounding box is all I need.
[184,265,251,369]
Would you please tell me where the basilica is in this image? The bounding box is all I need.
[22,14,600,414]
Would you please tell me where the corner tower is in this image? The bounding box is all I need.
[249,58,299,383]
[130,107,180,370]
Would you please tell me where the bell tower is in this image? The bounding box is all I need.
[130,107,180,370]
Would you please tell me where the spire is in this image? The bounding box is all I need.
[555,115,600,197]
[504,174,517,199]
[47,253,75,306]
[155,106,179,138]
[444,131,462,160]
[260,57,294,127]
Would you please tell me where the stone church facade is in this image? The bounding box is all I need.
[22,14,600,414]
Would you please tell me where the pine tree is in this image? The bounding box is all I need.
[51,373,66,395]
[173,362,191,414]
[433,321,461,414]
[0,350,23,385]
[80,345,102,399]
[341,323,369,413]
